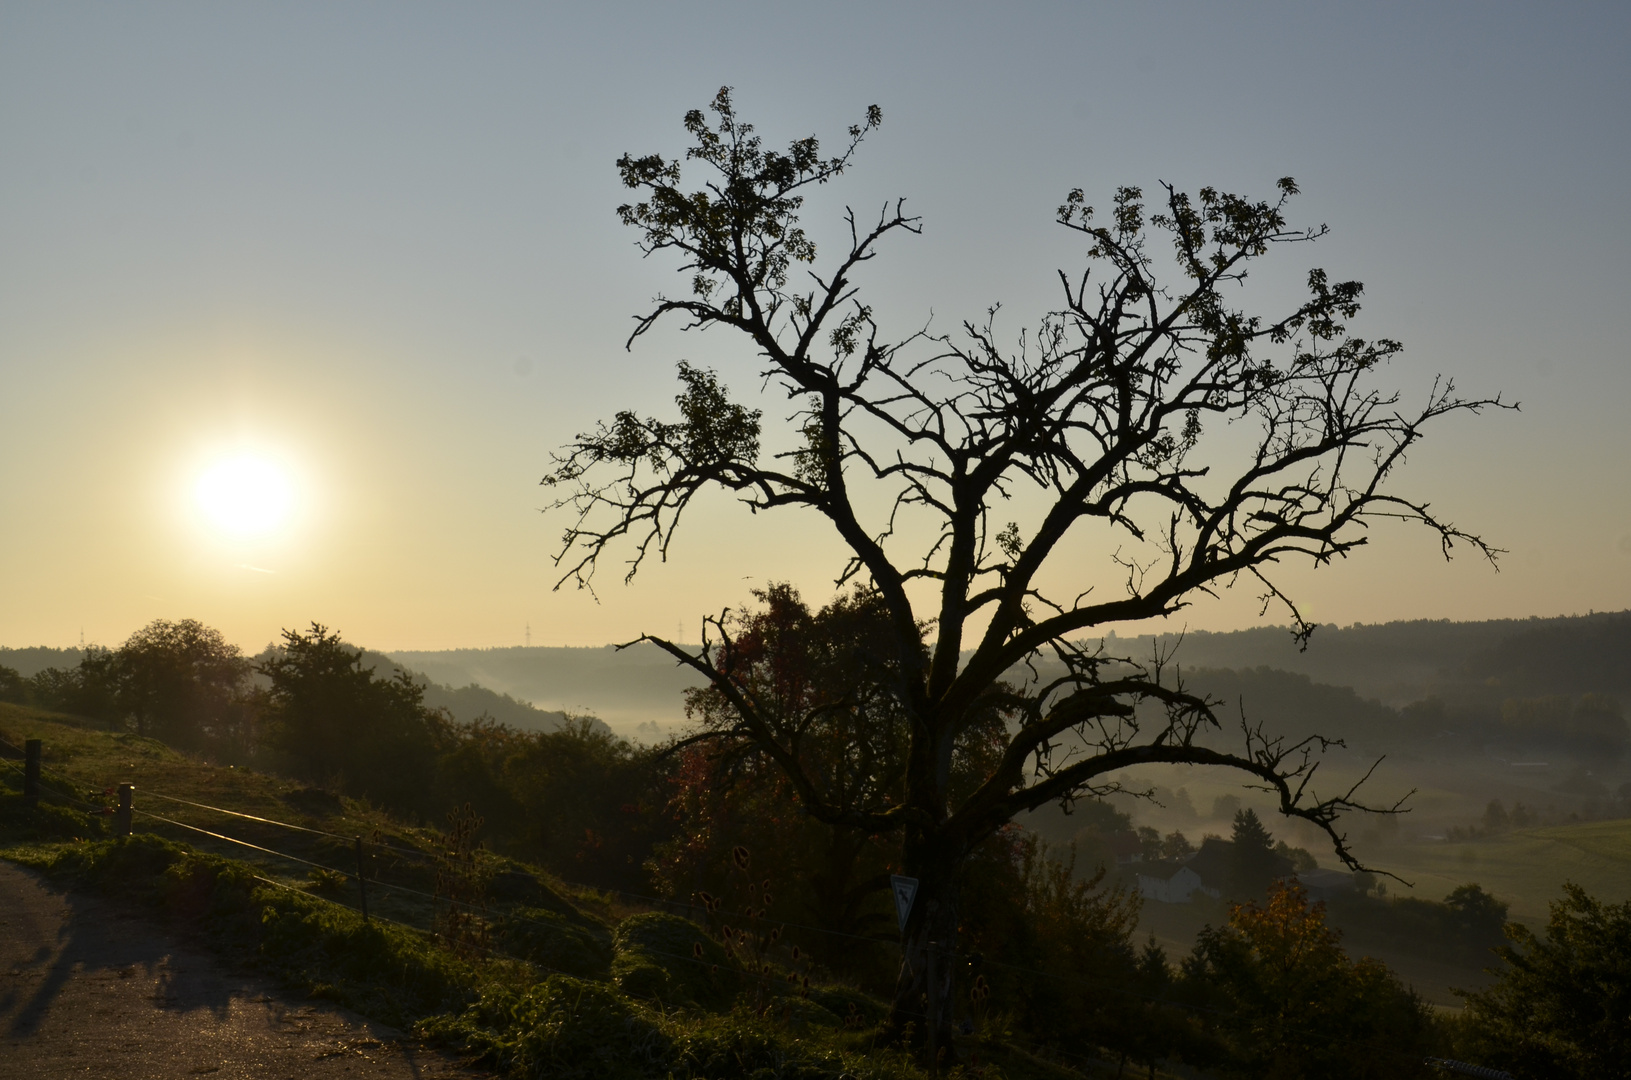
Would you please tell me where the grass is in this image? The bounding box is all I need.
[1376,819,1631,924]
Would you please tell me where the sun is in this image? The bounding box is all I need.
[195,455,294,539]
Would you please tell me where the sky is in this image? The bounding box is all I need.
[2,2,1628,653]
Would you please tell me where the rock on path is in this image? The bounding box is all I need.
[0,861,490,1079]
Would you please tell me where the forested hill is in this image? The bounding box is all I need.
[0,647,84,678]
[1098,609,1631,705]
[387,611,1631,744]
[386,643,700,735]
[350,649,586,735]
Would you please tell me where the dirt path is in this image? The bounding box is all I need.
[0,861,491,1079]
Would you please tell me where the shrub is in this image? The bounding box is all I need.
[0,792,108,844]
[666,1011,914,1080]
[422,975,670,1080]
[493,906,613,979]
[612,911,736,1009]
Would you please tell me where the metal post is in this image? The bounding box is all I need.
[115,783,133,836]
[354,836,370,923]
[23,739,41,806]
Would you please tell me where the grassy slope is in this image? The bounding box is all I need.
[0,704,1106,1080]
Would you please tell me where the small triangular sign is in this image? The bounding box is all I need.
[891,874,919,931]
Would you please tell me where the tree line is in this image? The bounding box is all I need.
[7,609,1628,1076]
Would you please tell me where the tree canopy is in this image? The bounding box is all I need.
[1459,884,1631,1080]
[544,87,1502,1046]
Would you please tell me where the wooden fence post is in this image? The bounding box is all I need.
[115,783,133,836]
[354,836,370,923]
[23,739,41,806]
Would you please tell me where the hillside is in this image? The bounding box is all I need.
[384,611,1631,739]
[1098,609,1631,705]
[0,705,1030,1080]
[387,644,700,739]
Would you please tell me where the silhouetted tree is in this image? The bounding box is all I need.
[433,716,672,892]
[1227,808,1284,897]
[0,665,27,705]
[113,618,253,754]
[544,87,1502,1049]
[27,646,121,722]
[259,624,437,812]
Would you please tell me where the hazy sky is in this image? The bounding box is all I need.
[3,2,1628,652]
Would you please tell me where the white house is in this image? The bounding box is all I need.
[1136,863,1218,904]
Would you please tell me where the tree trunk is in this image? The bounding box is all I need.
[889,845,960,1066]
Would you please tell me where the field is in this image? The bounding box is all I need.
[1379,819,1631,923]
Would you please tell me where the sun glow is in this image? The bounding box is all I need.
[195,454,294,539]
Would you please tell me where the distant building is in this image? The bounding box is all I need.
[1136,861,1215,903]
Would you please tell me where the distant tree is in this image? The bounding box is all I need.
[28,646,121,722]
[1499,695,1630,761]
[1184,882,1435,1079]
[1227,808,1284,897]
[1274,839,1318,874]
[1482,799,1511,832]
[1160,829,1196,860]
[259,624,437,812]
[1444,883,1509,944]
[545,87,1502,1047]
[112,619,253,755]
[0,665,27,705]
[1071,797,1136,836]
[433,716,671,893]
[1458,884,1631,1080]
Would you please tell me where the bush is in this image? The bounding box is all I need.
[667,1011,913,1080]
[256,888,474,1025]
[612,911,737,1010]
[0,792,108,844]
[421,976,671,1080]
[493,906,613,979]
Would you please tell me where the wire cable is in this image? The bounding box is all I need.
[133,809,354,877]
[140,790,361,841]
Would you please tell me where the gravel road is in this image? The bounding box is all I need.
[0,861,491,1079]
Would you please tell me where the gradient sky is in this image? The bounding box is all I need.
[3,2,1628,653]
